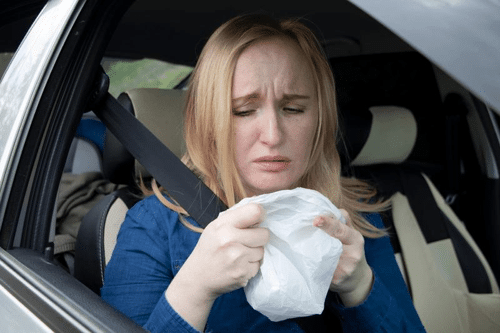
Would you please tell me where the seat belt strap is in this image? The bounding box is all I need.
[90,71,226,228]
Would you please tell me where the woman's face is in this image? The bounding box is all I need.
[232,37,319,197]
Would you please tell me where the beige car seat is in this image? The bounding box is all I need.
[346,105,500,332]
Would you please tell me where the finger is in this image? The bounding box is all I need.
[339,209,353,227]
[248,261,260,280]
[212,221,268,249]
[220,203,266,229]
[243,261,261,286]
[246,246,265,263]
[234,227,270,248]
[314,215,357,245]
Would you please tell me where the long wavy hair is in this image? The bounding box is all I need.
[153,14,388,237]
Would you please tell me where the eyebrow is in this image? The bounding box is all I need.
[232,93,260,105]
[282,94,311,102]
[232,93,310,105]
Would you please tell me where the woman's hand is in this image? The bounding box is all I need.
[314,210,374,307]
[166,203,269,330]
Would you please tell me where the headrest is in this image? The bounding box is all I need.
[342,106,418,167]
[331,52,445,173]
[103,88,186,185]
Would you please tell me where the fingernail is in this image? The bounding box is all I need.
[314,216,324,227]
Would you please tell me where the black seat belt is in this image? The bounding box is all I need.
[89,68,227,228]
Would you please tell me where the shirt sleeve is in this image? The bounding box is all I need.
[100,197,199,333]
[327,213,426,332]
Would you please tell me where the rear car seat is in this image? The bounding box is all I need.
[64,112,105,174]
[54,112,109,273]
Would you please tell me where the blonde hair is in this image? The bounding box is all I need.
[155,14,389,237]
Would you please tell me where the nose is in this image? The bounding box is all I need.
[259,107,284,147]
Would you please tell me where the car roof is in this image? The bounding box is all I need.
[2,0,498,111]
[351,0,500,115]
[104,2,413,65]
[102,0,500,111]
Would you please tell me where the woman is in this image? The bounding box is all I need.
[102,14,425,332]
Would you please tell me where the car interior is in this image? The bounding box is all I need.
[70,51,500,332]
[1,0,499,331]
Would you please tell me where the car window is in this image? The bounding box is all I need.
[101,57,193,97]
[0,53,14,80]
[0,1,43,81]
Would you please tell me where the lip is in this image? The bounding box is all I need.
[253,155,291,172]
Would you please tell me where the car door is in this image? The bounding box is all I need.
[0,0,144,331]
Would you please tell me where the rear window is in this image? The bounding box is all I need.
[102,57,193,97]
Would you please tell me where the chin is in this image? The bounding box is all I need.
[246,180,297,196]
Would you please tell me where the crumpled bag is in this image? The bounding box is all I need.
[228,187,346,322]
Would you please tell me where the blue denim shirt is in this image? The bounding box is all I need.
[102,194,425,332]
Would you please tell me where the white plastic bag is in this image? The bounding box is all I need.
[228,187,345,322]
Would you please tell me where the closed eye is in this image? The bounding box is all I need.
[283,107,304,113]
[232,109,255,117]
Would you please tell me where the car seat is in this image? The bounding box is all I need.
[341,105,499,332]
[53,112,108,274]
[74,88,186,294]
[332,52,500,332]
[64,112,106,174]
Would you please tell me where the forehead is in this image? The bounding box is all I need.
[232,37,315,97]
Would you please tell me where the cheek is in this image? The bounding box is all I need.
[234,123,257,165]
[293,116,318,160]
